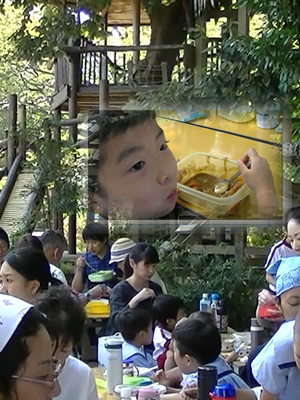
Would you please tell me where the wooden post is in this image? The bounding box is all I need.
[238,4,249,35]
[68,53,79,254]
[99,14,109,111]
[18,105,26,159]
[282,109,292,212]
[194,13,207,85]
[234,227,244,266]
[7,94,17,171]
[53,107,64,231]
[132,0,140,73]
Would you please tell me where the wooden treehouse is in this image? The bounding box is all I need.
[51,0,250,114]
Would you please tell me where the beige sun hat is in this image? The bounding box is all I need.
[109,238,136,264]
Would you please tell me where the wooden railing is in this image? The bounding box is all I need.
[54,37,222,92]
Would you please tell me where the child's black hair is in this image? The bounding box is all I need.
[124,243,160,278]
[152,294,184,328]
[116,309,152,342]
[82,222,108,244]
[189,311,216,326]
[172,318,221,365]
[287,206,300,227]
[95,110,156,197]
[35,286,86,347]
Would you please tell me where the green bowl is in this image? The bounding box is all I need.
[88,270,114,283]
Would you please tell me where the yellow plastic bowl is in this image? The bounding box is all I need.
[84,299,110,317]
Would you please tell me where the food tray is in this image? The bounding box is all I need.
[177,152,252,217]
[84,299,110,317]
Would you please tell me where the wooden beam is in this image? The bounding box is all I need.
[64,44,185,54]
[132,0,140,71]
[237,5,249,35]
[50,85,70,110]
[7,94,17,171]
[68,53,79,254]
[0,155,22,217]
[18,105,26,159]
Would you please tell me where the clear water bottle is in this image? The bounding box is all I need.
[199,293,211,312]
[211,293,219,320]
[105,338,123,394]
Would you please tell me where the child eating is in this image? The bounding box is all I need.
[116,309,157,369]
[89,110,278,220]
[157,318,249,400]
[152,294,185,370]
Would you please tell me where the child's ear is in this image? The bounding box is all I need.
[185,354,193,366]
[54,247,59,260]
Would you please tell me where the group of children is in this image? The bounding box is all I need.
[115,293,250,395]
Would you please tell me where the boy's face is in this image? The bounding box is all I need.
[139,323,153,346]
[0,238,8,265]
[98,118,178,219]
[166,308,186,332]
[173,339,198,375]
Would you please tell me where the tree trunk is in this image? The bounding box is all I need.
[138,0,189,84]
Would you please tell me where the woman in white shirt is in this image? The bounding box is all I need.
[36,286,98,400]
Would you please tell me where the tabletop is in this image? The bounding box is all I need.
[157,111,282,219]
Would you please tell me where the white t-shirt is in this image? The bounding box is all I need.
[252,320,300,400]
[50,264,68,286]
[55,356,98,400]
[153,326,172,360]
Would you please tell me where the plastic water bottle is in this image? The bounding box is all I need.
[211,293,219,320]
[210,383,236,400]
[105,338,123,394]
[199,293,211,312]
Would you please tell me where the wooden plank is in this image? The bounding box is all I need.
[64,44,185,54]
[50,85,70,111]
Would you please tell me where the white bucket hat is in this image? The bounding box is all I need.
[0,294,33,353]
[109,238,136,264]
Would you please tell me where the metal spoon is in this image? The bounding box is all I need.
[214,160,251,195]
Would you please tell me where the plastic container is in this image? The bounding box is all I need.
[84,299,110,317]
[177,152,252,217]
[199,293,211,312]
[211,383,236,399]
[256,110,279,129]
[98,333,123,368]
[137,387,159,400]
[218,107,255,123]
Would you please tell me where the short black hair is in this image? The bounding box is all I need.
[16,234,44,251]
[93,110,156,197]
[189,311,216,326]
[82,222,108,243]
[287,206,300,227]
[172,318,221,365]
[125,243,160,278]
[116,309,152,342]
[0,307,51,398]
[0,227,9,248]
[40,230,67,252]
[152,295,184,327]
[5,247,60,290]
[35,286,86,347]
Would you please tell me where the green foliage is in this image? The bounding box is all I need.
[247,227,282,247]
[0,0,110,62]
[154,242,264,330]
[60,261,75,274]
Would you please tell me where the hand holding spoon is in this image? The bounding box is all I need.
[214,160,251,195]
